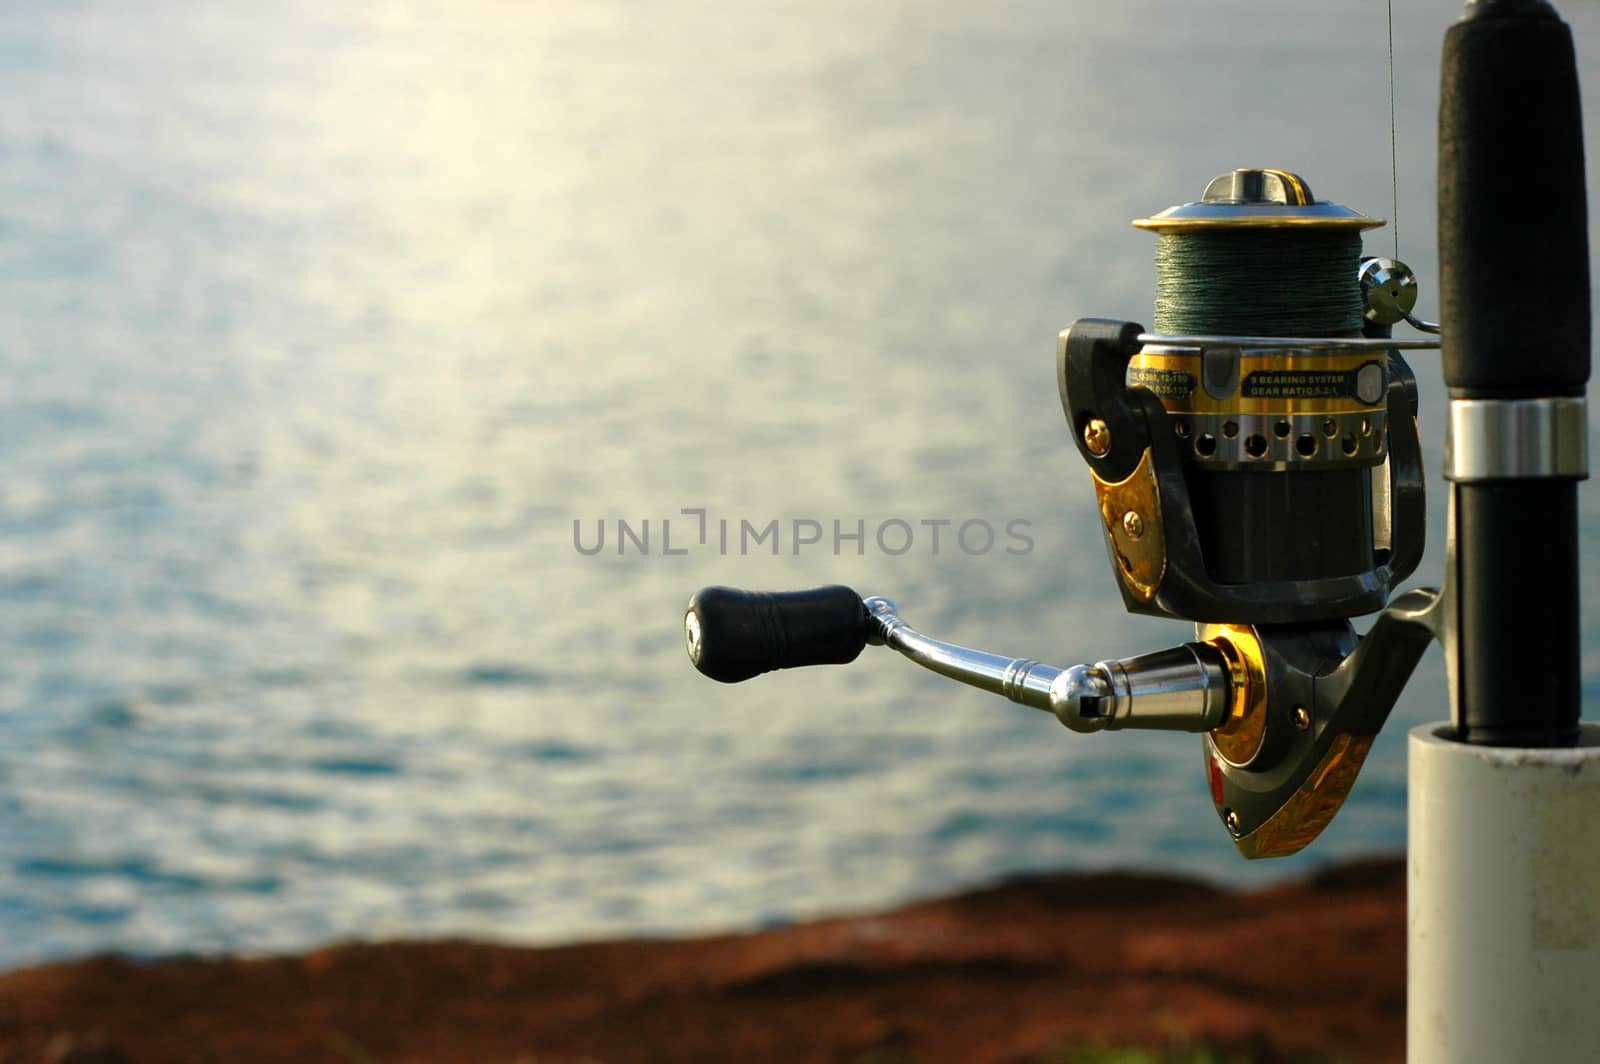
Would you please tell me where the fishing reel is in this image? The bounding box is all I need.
[685,168,1445,859]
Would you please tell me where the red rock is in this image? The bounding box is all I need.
[0,857,1404,1063]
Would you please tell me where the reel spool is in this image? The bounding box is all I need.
[1059,168,1430,623]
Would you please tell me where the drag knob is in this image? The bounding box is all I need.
[684,585,869,683]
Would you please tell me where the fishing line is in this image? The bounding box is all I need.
[1149,11,1402,341]
[1388,0,1399,259]
[1153,230,1366,336]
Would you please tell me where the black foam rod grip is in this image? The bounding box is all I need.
[685,585,869,684]
[1438,0,1590,398]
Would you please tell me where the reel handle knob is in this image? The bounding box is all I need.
[684,585,869,683]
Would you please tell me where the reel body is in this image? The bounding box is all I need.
[1059,321,1426,626]
[684,168,1444,860]
[1059,169,1442,856]
[1061,170,1425,625]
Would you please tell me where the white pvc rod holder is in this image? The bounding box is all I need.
[1408,721,1600,1063]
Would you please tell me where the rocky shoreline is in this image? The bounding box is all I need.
[0,856,1404,1063]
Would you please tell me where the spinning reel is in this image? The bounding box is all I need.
[685,168,1446,858]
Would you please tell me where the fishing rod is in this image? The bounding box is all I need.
[1409,2,1596,1062]
[682,0,1595,1058]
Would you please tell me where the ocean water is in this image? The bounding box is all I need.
[1,0,1597,969]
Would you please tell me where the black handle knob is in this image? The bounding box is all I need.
[684,585,869,683]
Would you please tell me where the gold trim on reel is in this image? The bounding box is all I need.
[1128,346,1391,469]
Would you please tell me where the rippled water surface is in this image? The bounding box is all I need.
[2,0,1598,968]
